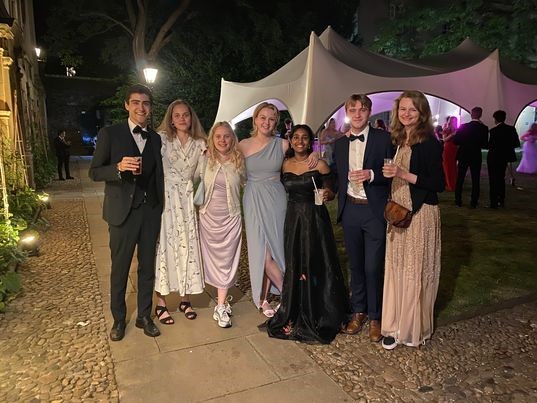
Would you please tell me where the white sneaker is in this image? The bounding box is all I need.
[224,295,233,316]
[213,304,232,328]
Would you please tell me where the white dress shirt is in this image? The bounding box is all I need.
[128,119,147,153]
[347,125,374,200]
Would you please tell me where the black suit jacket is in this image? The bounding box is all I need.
[332,127,394,223]
[453,120,488,163]
[89,121,164,226]
[407,135,445,212]
[488,123,520,164]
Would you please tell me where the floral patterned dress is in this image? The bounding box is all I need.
[155,135,206,296]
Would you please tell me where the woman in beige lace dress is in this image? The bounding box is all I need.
[381,91,445,350]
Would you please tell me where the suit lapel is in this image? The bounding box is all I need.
[363,127,374,168]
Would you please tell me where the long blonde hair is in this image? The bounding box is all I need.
[157,99,207,142]
[250,102,280,137]
[389,91,434,146]
[207,122,244,173]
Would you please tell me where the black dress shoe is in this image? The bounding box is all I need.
[110,320,126,341]
[66,176,74,179]
[135,316,161,337]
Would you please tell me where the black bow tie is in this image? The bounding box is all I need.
[349,133,365,142]
[133,125,148,139]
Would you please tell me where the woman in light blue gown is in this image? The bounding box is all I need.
[239,103,287,317]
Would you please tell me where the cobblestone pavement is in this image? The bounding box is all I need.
[301,301,537,402]
[1,175,536,402]
[0,193,119,401]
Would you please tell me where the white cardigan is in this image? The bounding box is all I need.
[199,160,244,217]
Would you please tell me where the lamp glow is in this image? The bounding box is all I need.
[143,67,158,84]
[19,231,40,256]
[35,47,41,58]
[344,116,350,124]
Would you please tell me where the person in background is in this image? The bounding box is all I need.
[453,106,488,208]
[199,122,245,328]
[434,125,443,142]
[282,118,293,140]
[320,118,343,165]
[381,90,444,350]
[89,84,164,341]
[54,129,73,180]
[441,116,458,191]
[373,119,387,131]
[487,110,520,208]
[153,100,207,324]
[333,94,393,343]
[516,123,537,174]
[267,124,349,344]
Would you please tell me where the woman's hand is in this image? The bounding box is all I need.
[322,188,335,202]
[306,151,319,169]
[382,163,400,178]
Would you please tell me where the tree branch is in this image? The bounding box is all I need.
[81,12,134,37]
[125,0,136,30]
[147,0,191,59]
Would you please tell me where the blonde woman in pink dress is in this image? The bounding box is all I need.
[199,122,245,328]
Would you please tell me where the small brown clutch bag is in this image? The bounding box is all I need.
[384,200,412,228]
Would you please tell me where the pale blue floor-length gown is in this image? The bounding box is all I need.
[243,137,287,308]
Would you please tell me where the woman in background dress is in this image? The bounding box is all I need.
[154,100,206,324]
[442,116,458,191]
[381,91,444,350]
[199,122,244,328]
[516,123,537,174]
[320,118,342,165]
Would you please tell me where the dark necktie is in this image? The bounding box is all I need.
[349,133,365,142]
[133,125,148,140]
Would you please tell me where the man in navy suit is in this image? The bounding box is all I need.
[333,94,393,342]
[453,106,489,208]
[89,84,164,341]
[487,110,520,208]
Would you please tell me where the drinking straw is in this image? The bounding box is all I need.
[312,177,319,193]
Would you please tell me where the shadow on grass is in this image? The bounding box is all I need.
[435,203,470,317]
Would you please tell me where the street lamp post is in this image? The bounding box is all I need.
[143,67,158,128]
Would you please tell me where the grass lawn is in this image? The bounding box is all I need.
[326,159,537,324]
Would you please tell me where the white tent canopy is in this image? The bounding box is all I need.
[215,27,537,130]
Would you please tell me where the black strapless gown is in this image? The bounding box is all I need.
[267,171,349,344]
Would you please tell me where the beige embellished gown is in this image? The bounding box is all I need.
[381,145,441,346]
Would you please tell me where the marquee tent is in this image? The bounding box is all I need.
[214,27,537,129]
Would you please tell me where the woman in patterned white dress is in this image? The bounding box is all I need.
[154,100,207,324]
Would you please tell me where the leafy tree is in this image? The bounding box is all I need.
[44,0,192,76]
[371,0,537,67]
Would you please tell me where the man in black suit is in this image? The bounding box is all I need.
[89,84,164,341]
[453,107,488,208]
[487,110,520,208]
[333,94,393,342]
[54,129,73,180]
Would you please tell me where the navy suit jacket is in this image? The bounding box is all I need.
[89,121,164,226]
[332,127,394,223]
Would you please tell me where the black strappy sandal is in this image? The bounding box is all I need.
[155,305,175,325]
[179,301,197,320]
